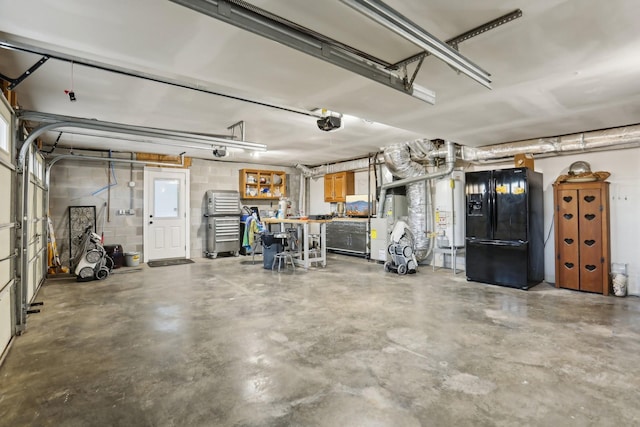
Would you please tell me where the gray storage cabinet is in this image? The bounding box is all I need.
[204,190,240,258]
[326,220,369,256]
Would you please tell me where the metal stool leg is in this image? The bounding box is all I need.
[287,253,295,271]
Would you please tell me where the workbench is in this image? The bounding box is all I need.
[262,218,330,269]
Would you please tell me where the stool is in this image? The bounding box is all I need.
[272,251,296,272]
[271,230,297,272]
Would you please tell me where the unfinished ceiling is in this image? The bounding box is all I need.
[1,0,640,166]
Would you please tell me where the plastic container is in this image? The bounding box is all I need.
[611,263,628,297]
[124,251,140,267]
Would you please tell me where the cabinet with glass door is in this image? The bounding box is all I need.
[240,169,286,200]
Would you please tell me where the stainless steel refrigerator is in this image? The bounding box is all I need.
[465,167,544,289]
[204,190,241,258]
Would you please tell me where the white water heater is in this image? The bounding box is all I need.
[434,170,465,248]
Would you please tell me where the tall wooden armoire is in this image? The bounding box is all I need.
[553,181,610,295]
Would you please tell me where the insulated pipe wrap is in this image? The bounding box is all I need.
[406,181,429,260]
[383,142,425,178]
[461,124,640,161]
[383,142,430,260]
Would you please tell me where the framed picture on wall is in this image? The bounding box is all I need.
[68,206,97,259]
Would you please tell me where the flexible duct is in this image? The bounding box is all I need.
[461,124,640,161]
[381,140,456,261]
[407,139,435,161]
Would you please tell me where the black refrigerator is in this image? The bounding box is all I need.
[465,167,544,289]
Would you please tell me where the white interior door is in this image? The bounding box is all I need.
[143,168,190,262]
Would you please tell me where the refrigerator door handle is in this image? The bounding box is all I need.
[491,178,498,239]
[490,177,497,238]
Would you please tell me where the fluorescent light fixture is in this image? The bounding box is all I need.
[340,0,492,89]
[411,84,436,105]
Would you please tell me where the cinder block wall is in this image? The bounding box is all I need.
[49,155,144,266]
[49,154,300,265]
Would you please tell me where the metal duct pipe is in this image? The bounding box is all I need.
[380,140,456,260]
[295,163,315,177]
[461,124,640,162]
[296,156,381,178]
[299,173,306,217]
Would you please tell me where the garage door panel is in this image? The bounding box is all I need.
[0,228,10,259]
[0,285,12,356]
[0,166,10,224]
[0,227,10,292]
[1,94,15,353]
[0,261,9,289]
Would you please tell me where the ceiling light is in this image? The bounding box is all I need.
[340,0,492,89]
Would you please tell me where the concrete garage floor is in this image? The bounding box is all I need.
[1,255,639,426]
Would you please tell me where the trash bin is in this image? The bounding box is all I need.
[124,251,140,267]
[261,234,283,270]
[104,244,124,268]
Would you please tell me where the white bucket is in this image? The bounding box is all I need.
[124,252,140,267]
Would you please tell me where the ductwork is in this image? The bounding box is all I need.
[380,140,456,261]
[407,139,435,161]
[296,156,379,178]
[295,163,315,177]
[461,124,640,162]
[375,124,639,263]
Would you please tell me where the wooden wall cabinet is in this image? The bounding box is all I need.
[324,172,354,202]
[240,169,286,200]
[554,181,610,295]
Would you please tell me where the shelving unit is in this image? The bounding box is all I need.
[239,169,286,200]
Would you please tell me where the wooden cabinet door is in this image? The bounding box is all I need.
[324,175,334,202]
[333,173,346,202]
[324,172,354,202]
[578,188,603,293]
[554,182,610,295]
[556,189,580,290]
